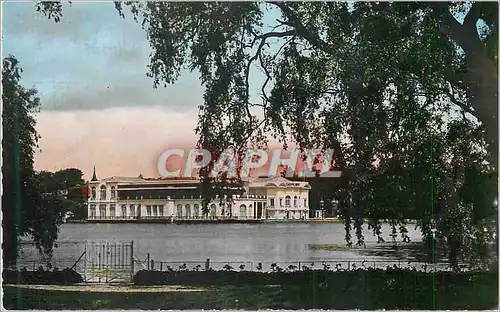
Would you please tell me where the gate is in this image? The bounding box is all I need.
[83,241,134,283]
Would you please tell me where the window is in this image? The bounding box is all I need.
[210,204,216,217]
[159,205,164,217]
[177,204,183,218]
[294,196,297,207]
[110,186,116,199]
[240,204,247,218]
[110,204,116,217]
[279,198,283,207]
[99,204,106,218]
[153,205,158,217]
[121,205,127,217]
[270,198,275,207]
[91,187,96,200]
[129,204,135,217]
[146,205,152,217]
[185,204,191,218]
[304,198,307,207]
[100,185,106,200]
[193,204,200,217]
[285,196,291,206]
[90,204,96,217]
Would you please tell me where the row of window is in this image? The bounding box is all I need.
[175,203,259,218]
[89,203,272,218]
[269,196,306,207]
[90,186,116,200]
[89,186,308,209]
[89,203,137,218]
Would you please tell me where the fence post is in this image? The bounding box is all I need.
[205,258,210,271]
[130,241,134,280]
[147,253,150,270]
[298,262,301,271]
[151,260,155,271]
[348,261,350,271]
[160,262,163,271]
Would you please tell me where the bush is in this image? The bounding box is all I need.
[3,268,83,285]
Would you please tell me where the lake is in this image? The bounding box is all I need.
[16,221,442,271]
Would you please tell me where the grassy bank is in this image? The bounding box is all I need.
[4,271,498,310]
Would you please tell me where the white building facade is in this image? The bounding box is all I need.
[86,176,310,221]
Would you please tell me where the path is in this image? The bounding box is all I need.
[4,284,208,293]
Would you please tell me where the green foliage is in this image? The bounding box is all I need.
[112,2,498,267]
[2,56,67,266]
[37,2,498,268]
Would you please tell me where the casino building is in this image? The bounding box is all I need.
[86,168,311,221]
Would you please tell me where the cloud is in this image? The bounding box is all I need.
[3,1,205,112]
[34,107,200,180]
[40,71,203,111]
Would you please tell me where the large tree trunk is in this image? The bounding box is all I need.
[435,4,498,169]
[462,39,498,169]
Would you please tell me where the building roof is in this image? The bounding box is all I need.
[89,176,201,185]
[246,176,310,189]
[90,175,309,189]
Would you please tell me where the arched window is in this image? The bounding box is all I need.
[110,186,116,199]
[110,204,116,218]
[193,204,200,217]
[210,204,216,217]
[129,204,135,217]
[91,187,96,200]
[285,196,291,206]
[294,196,298,207]
[121,205,127,218]
[239,204,247,218]
[185,204,191,218]
[100,185,106,200]
[177,204,183,218]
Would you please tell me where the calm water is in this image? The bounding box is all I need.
[18,222,427,270]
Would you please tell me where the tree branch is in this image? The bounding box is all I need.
[430,3,467,47]
[442,88,476,117]
[267,1,331,53]
[463,2,482,29]
[244,30,295,118]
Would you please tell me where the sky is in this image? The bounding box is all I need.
[2,1,283,180]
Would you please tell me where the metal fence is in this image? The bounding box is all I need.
[135,258,457,273]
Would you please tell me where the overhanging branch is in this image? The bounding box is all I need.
[267,1,331,53]
[244,30,295,118]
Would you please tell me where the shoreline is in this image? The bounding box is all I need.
[69,218,417,224]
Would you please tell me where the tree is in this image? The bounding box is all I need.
[2,56,66,266]
[37,1,498,267]
[38,168,87,220]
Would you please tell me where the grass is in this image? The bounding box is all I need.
[4,271,498,310]
[309,243,351,251]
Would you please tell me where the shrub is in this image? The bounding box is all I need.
[3,268,83,285]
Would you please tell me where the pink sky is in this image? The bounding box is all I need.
[34,107,316,181]
[34,107,199,180]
